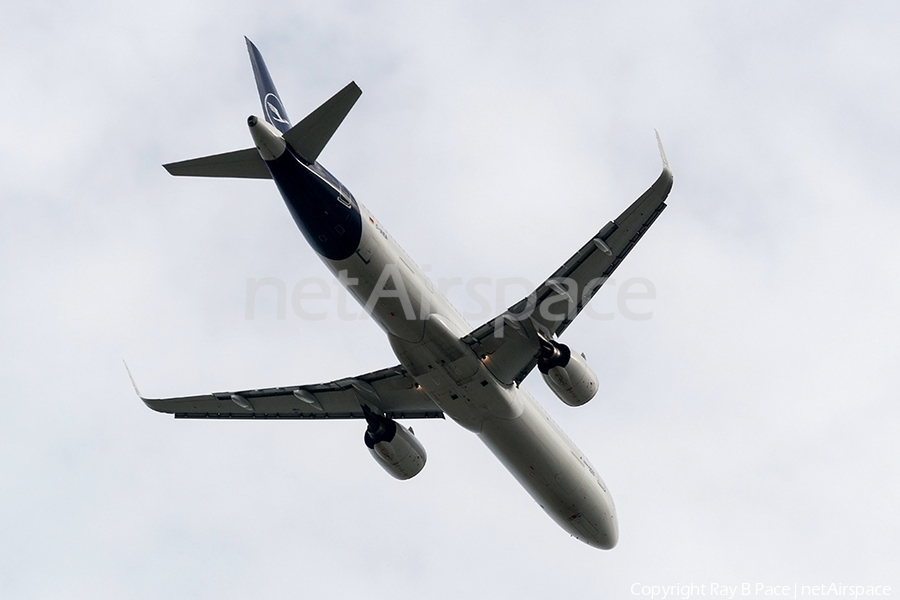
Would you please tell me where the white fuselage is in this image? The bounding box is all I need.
[322,203,619,549]
[169,44,625,549]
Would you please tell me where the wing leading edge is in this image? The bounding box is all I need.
[464,133,674,385]
[137,364,443,420]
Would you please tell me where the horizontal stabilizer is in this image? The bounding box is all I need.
[163,147,272,179]
[284,82,362,163]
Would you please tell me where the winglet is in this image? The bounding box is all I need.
[123,360,142,398]
[654,129,671,174]
[123,361,163,412]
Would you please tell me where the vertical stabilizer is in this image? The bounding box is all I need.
[244,38,361,164]
[245,37,292,134]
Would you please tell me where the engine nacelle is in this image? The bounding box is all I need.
[363,408,427,480]
[538,340,598,407]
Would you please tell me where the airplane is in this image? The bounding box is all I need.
[137,37,673,550]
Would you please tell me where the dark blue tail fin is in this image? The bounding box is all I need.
[245,37,292,134]
[245,37,362,164]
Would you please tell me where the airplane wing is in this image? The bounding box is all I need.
[463,133,673,386]
[136,364,443,420]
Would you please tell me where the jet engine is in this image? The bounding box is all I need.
[363,406,427,480]
[538,339,598,407]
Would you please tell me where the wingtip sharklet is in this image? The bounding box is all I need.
[654,129,671,174]
[123,361,167,413]
[123,360,143,399]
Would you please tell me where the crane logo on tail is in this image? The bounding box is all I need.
[264,93,290,126]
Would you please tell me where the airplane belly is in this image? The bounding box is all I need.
[266,152,363,261]
[478,390,619,549]
[326,216,428,343]
[385,314,523,431]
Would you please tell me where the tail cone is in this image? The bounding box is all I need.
[248,114,286,161]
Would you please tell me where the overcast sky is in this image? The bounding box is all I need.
[2,1,899,598]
